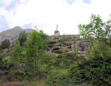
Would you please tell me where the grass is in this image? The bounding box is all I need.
[0,80,48,86]
[0,80,95,86]
[22,81,95,86]
[0,83,4,86]
[23,80,48,86]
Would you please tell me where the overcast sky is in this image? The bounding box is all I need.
[0,0,111,35]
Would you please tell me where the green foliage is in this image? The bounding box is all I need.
[68,40,111,85]
[25,30,49,75]
[47,72,71,86]
[90,40,111,58]
[11,41,22,64]
[0,39,10,50]
[18,31,27,46]
[47,14,111,86]
[69,56,111,86]
[1,14,111,86]
[26,30,48,57]
[37,55,54,77]
[53,53,76,68]
[0,55,4,69]
[0,30,49,80]
[8,69,27,80]
[0,50,12,69]
[79,15,111,40]
[2,59,12,69]
[0,49,10,58]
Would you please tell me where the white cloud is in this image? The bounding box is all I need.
[0,0,12,7]
[1,0,111,35]
[19,0,27,3]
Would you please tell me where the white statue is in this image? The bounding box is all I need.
[54,24,60,36]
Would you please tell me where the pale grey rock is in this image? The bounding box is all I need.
[0,26,33,44]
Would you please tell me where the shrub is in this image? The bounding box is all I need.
[25,30,49,75]
[90,40,111,58]
[0,39,10,50]
[0,50,12,69]
[69,56,111,86]
[18,31,27,46]
[79,15,111,40]
[11,41,22,64]
[53,53,76,68]
[47,72,71,86]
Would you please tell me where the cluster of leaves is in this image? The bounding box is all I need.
[25,30,49,75]
[11,41,22,64]
[47,72,71,86]
[67,15,111,86]
[47,14,111,86]
[48,43,111,86]
[0,30,77,81]
[69,55,111,86]
[18,31,27,46]
[79,15,111,40]
[1,14,111,86]
[0,30,49,80]
[46,55,86,86]
[54,53,75,68]
[0,39,10,50]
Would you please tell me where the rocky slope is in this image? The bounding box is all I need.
[0,27,89,57]
[48,35,89,57]
[0,26,33,44]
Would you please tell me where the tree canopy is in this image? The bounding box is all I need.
[79,15,111,40]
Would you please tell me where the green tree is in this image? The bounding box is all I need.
[11,41,22,64]
[18,31,27,46]
[25,30,48,75]
[79,15,111,40]
[0,39,10,50]
[79,15,111,56]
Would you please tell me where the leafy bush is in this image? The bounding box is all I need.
[11,41,22,64]
[90,40,111,58]
[69,56,111,86]
[8,69,26,80]
[79,15,111,40]
[47,72,70,86]
[0,50,12,69]
[18,31,27,46]
[25,30,49,75]
[53,53,76,68]
[0,39,10,50]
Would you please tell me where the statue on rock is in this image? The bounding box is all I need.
[54,24,60,36]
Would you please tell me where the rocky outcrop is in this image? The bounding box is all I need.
[48,35,89,58]
[0,27,89,57]
[0,26,33,44]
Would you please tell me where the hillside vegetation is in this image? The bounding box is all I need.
[0,15,111,86]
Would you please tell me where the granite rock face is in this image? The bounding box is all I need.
[49,35,89,58]
[0,26,33,44]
